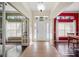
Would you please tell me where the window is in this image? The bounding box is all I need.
[56,16,74,20]
[57,21,76,37]
[56,16,60,19]
[6,22,22,38]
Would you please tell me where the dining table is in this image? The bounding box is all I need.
[68,35,79,48]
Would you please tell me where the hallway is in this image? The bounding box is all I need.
[0,2,79,57]
[21,42,60,57]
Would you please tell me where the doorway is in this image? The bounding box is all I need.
[34,16,50,42]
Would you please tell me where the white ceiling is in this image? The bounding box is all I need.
[5,3,17,12]
[0,2,79,13]
[6,2,79,13]
[0,2,78,12]
[64,2,79,12]
[0,3,18,12]
[6,2,79,19]
[23,2,58,11]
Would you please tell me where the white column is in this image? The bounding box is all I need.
[2,2,6,57]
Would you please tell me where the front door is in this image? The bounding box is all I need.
[35,16,49,42]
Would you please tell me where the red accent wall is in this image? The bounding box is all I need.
[58,13,78,35]
[54,12,79,41]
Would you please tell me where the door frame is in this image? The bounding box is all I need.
[34,16,50,42]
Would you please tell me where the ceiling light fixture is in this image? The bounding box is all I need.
[37,2,45,12]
